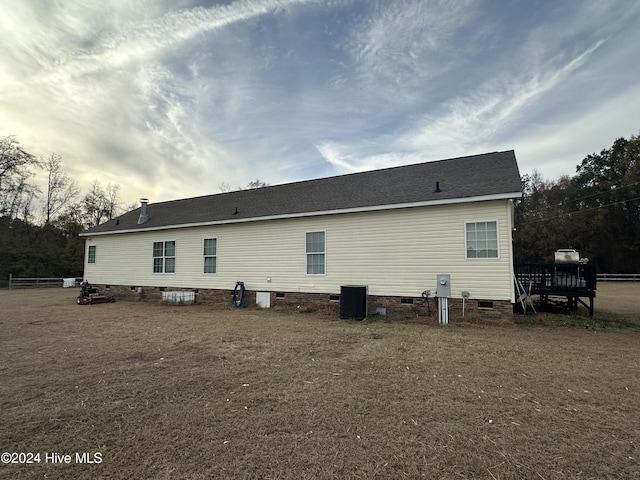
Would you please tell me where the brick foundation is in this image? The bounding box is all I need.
[97,284,513,316]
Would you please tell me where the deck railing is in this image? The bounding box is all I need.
[515,263,597,316]
[515,263,597,292]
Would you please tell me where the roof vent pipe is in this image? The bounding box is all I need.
[137,198,149,224]
[434,181,442,193]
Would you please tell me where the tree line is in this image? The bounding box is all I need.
[0,135,131,285]
[514,131,640,273]
[1,131,639,286]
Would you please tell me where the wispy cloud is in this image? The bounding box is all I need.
[1,0,639,207]
[345,0,477,106]
[11,0,321,83]
[317,13,611,172]
[2,0,326,199]
[403,39,608,148]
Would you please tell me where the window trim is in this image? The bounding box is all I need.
[465,220,500,260]
[153,240,176,274]
[305,230,326,276]
[87,245,96,264]
[203,237,217,275]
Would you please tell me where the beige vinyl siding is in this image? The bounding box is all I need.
[83,199,516,301]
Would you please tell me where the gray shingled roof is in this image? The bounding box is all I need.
[83,150,522,235]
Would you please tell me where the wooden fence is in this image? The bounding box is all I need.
[6,274,83,289]
[597,274,640,282]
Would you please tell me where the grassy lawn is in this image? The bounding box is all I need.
[0,286,638,479]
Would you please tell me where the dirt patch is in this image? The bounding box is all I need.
[1,288,639,479]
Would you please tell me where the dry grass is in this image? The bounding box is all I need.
[1,286,639,479]
[593,283,640,320]
[514,283,640,330]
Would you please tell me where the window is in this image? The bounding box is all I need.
[466,221,498,259]
[203,238,217,274]
[306,231,325,275]
[153,241,176,273]
[88,245,96,264]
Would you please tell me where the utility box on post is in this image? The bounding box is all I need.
[436,274,451,325]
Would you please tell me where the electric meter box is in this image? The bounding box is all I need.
[436,274,451,297]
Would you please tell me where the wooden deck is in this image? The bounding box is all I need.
[515,263,597,316]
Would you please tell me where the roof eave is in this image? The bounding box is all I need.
[80,191,522,237]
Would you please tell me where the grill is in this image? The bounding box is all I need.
[554,248,580,263]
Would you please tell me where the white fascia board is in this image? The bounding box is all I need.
[80,191,523,236]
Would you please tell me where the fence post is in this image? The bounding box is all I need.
[8,273,12,290]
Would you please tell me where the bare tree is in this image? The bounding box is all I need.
[219,179,269,193]
[42,153,80,224]
[0,135,39,219]
[2,174,40,221]
[0,135,36,182]
[103,183,122,220]
[81,180,123,227]
[245,179,269,189]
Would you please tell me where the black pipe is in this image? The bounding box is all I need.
[232,281,246,308]
[421,290,432,316]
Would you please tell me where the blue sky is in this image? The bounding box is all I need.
[1,0,639,206]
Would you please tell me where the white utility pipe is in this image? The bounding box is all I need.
[438,297,449,325]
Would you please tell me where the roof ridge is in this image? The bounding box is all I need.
[146,150,516,206]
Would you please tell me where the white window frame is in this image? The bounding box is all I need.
[305,230,326,275]
[465,220,500,259]
[203,238,217,274]
[87,245,96,264]
[153,240,176,274]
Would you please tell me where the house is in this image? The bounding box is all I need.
[80,150,523,315]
